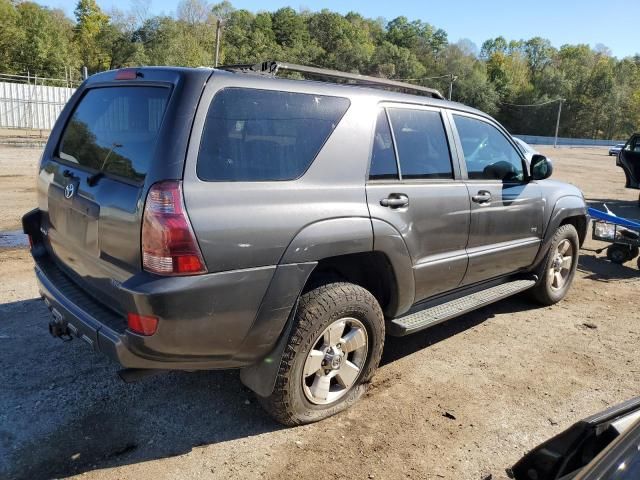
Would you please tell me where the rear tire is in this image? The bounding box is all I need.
[531,224,579,306]
[259,282,385,426]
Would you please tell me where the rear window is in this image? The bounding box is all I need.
[58,86,170,183]
[197,88,350,181]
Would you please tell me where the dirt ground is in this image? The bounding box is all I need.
[1,145,639,480]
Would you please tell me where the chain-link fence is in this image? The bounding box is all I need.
[0,73,79,131]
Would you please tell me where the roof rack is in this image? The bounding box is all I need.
[218,61,445,100]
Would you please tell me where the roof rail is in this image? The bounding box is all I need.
[218,61,445,100]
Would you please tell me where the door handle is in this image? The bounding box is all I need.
[472,190,492,203]
[380,194,409,208]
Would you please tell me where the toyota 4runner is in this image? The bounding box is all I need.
[22,62,588,425]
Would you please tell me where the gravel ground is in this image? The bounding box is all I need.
[1,145,639,480]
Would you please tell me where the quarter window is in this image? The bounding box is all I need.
[387,108,453,179]
[369,109,399,180]
[197,88,350,181]
[453,115,524,182]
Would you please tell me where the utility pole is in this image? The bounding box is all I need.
[448,74,458,101]
[82,66,88,80]
[553,98,564,149]
[214,19,222,67]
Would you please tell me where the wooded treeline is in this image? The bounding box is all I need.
[1,0,639,138]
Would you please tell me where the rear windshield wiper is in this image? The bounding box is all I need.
[87,143,123,186]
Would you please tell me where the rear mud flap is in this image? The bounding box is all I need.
[239,300,298,398]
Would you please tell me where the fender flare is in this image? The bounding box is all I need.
[241,217,373,397]
[370,218,415,316]
[241,217,416,396]
[532,195,587,269]
[279,217,374,264]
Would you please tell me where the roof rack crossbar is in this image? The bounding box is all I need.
[218,61,445,100]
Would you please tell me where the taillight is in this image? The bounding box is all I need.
[141,181,207,275]
[127,313,158,335]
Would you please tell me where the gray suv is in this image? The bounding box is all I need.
[22,62,588,425]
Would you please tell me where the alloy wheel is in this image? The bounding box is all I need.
[302,317,368,405]
[548,239,574,290]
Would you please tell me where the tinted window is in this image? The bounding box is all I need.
[369,109,398,180]
[387,108,453,179]
[58,87,170,182]
[453,115,524,182]
[197,88,350,181]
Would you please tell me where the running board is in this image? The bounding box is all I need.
[388,279,536,336]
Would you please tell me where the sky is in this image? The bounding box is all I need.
[35,0,638,59]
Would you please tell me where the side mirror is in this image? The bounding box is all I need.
[530,154,553,180]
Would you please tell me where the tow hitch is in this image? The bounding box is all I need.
[44,296,73,341]
[48,318,73,341]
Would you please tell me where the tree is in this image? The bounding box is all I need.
[13,3,78,78]
[177,0,210,25]
[480,36,508,59]
[0,0,22,73]
[74,0,110,73]
[0,0,638,139]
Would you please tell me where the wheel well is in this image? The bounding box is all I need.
[561,215,588,246]
[304,252,397,315]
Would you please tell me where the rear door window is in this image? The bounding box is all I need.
[387,108,453,179]
[58,87,170,183]
[197,88,350,181]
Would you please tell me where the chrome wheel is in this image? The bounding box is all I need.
[302,317,368,405]
[548,239,574,290]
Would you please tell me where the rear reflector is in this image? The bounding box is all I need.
[127,313,158,336]
[142,181,207,276]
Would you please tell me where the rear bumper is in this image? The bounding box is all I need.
[34,253,274,370]
[36,257,156,368]
[23,207,314,371]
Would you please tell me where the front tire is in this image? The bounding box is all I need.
[259,282,385,426]
[531,224,579,305]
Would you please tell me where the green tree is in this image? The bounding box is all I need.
[13,3,77,78]
[0,0,22,73]
[74,0,110,73]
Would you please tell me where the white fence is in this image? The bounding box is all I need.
[0,81,76,130]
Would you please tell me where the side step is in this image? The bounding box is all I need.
[389,279,536,336]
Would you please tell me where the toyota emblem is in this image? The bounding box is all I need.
[64,183,75,199]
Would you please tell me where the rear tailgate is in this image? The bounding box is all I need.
[37,68,211,316]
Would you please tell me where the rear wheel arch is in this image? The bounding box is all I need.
[240,250,403,399]
[305,251,398,317]
[280,217,415,317]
